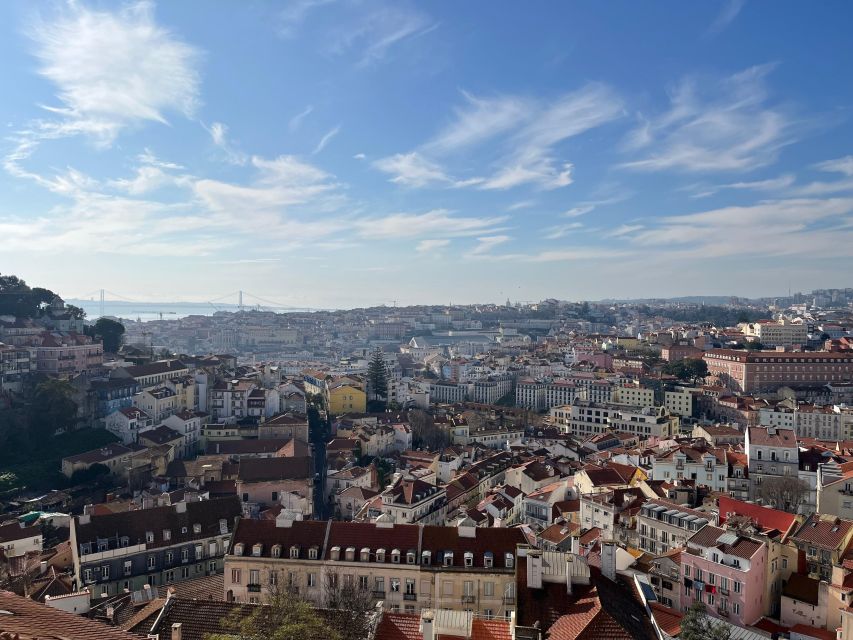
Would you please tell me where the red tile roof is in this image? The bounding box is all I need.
[717,496,797,539]
[375,612,423,640]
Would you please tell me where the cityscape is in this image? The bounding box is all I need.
[2,2,853,640]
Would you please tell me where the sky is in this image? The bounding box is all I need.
[1,0,853,308]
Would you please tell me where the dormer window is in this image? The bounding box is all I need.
[422,551,432,565]
[361,548,371,562]
[163,529,171,541]
[444,552,454,567]
[392,549,401,564]
[120,536,129,548]
[345,547,356,562]
[193,524,202,534]
[290,545,299,559]
[330,546,341,561]
[376,548,386,563]
[98,540,108,552]
[249,543,261,557]
[272,544,282,558]
[407,550,416,565]
[484,552,494,568]
[464,552,474,568]
[505,553,514,568]
[234,543,245,556]
[145,531,154,543]
[219,519,228,535]
[309,546,319,560]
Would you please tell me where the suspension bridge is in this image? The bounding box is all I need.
[71,289,293,318]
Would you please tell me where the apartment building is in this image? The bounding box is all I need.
[638,499,713,555]
[745,426,799,505]
[759,403,853,441]
[70,496,241,597]
[380,477,447,525]
[121,360,190,390]
[515,379,546,410]
[105,407,154,445]
[0,343,33,393]
[209,379,256,421]
[33,332,103,377]
[704,349,853,393]
[681,524,767,626]
[224,516,524,618]
[611,384,655,408]
[741,319,808,348]
[133,387,177,423]
[789,514,853,582]
[652,444,728,492]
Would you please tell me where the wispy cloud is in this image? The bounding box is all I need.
[313,124,342,154]
[289,105,314,132]
[543,222,584,240]
[416,238,450,253]
[471,235,511,255]
[622,64,794,173]
[789,156,853,196]
[373,152,453,187]
[706,0,746,37]
[328,4,437,67]
[507,200,536,211]
[26,1,200,146]
[277,0,335,38]
[354,209,507,239]
[689,173,796,198]
[204,121,247,165]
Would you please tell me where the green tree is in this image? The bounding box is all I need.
[87,317,125,352]
[28,379,78,441]
[0,275,58,318]
[680,601,730,640]
[206,589,340,640]
[367,347,389,404]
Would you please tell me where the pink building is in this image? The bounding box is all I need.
[33,332,103,377]
[681,524,767,626]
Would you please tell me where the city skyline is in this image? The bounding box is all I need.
[2,1,853,307]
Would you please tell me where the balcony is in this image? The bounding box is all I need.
[247,584,262,593]
[503,596,515,605]
[403,593,417,601]
[716,608,729,617]
[719,587,729,596]
[372,590,386,598]
[461,595,475,604]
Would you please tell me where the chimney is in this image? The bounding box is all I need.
[78,513,91,525]
[172,623,182,640]
[40,561,48,575]
[526,550,543,589]
[420,610,435,640]
[571,535,580,556]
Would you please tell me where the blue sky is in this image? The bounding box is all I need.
[1,1,852,308]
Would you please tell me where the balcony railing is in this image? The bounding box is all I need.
[247,584,262,593]
[403,593,417,601]
[717,607,728,617]
[503,596,515,604]
[461,595,475,604]
[372,590,386,598]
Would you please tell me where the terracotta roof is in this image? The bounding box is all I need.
[0,590,139,639]
[230,519,329,559]
[375,612,423,640]
[421,525,525,569]
[717,496,797,539]
[648,602,683,637]
[783,573,820,606]
[792,514,853,550]
[747,426,797,447]
[688,524,763,560]
[236,456,312,482]
[471,617,513,640]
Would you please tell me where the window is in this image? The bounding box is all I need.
[782,558,788,569]
[374,577,385,593]
[147,556,156,570]
[231,568,241,584]
[269,570,278,586]
[163,529,171,541]
[249,569,259,585]
[392,549,401,564]
[359,575,369,590]
[484,552,493,568]
[464,552,474,567]
[361,548,371,562]
[505,553,514,568]
[391,578,400,592]
[376,548,385,563]
[463,580,474,596]
[193,524,201,534]
[309,547,319,560]
[182,548,189,563]
[308,573,316,588]
[124,560,132,576]
[165,569,174,582]
[166,552,174,565]
[484,581,494,597]
[733,602,740,615]
[444,552,454,567]
[405,578,416,595]
[182,567,190,578]
[733,581,742,593]
[145,531,154,543]
[684,565,690,577]
[290,545,299,559]
[102,564,110,579]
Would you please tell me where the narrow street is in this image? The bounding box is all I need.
[308,406,328,520]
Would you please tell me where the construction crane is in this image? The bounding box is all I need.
[132,310,178,321]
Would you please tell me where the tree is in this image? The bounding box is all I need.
[408,409,450,451]
[206,588,340,640]
[662,358,708,384]
[367,348,389,405]
[680,601,731,640]
[28,379,78,441]
[322,570,374,640]
[757,475,810,512]
[0,274,58,318]
[86,318,125,352]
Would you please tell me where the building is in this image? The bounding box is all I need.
[105,407,154,444]
[236,457,315,517]
[70,496,241,596]
[380,477,447,525]
[224,516,524,618]
[162,410,204,458]
[745,426,800,507]
[90,378,141,419]
[61,443,142,478]
[789,514,853,582]
[327,382,367,414]
[652,444,728,492]
[0,521,43,558]
[638,499,713,555]
[133,387,177,423]
[0,343,33,393]
[120,360,190,390]
[516,379,546,410]
[209,379,257,421]
[680,524,767,626]
[741,319,808,348]
[33,332,103,377]
[704,349,853,393]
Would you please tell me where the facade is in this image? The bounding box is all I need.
[0,343,33,393]
[133,387,177,423]
[380,477,447,525]
[681,524,767,626]
[704,349,853,393]
[70,496,241,596]
[741,320,808,348]
[652,444,728,492]
[745,426,799,506]
[0,521,43,558]
[121,360,190,389]
[224,516,523,618]
[90,378,141,419]
[162,410,204,458]
[638,499,713,555]
[789,513,853,582]
[327,383,367,414]
[33,332,103,377]
[105,407,154,445]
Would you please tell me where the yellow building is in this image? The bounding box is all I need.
[327,382,367,414]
